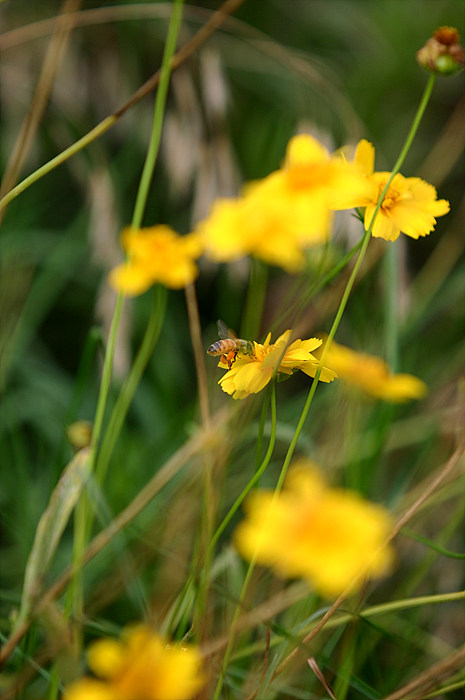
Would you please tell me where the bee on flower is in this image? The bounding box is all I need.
[208,327,337,399]
[207,320,254,369]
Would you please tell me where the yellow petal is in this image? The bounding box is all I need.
[64,679,114,700]
[368,209,400,241]
[354,139,375,176]
[108,262,154,295]
[285,134,330,166]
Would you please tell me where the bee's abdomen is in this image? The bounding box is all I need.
[207,340,236,356]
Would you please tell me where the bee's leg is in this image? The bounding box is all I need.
[226,350,237,369]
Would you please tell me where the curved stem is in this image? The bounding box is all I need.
[278,73,437,489]
[0,0,246,214]
[210,382,277,553]
[131,0,184,228]
[69,0,184,654]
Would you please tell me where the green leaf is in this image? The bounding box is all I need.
[15,448,90,629]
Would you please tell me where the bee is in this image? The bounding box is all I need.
[207,320,254,369]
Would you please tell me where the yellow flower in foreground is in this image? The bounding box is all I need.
[64,625,206,700]
[109,225,203,295]
[338,139,450,241]
[217,330,337,400]
[320,339,428,402]
[234,464,395,596]
[198,134,369,272]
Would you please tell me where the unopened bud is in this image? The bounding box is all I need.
[416,26,464,76]
[66,420,93,450]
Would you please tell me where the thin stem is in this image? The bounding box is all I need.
[0,0,247,214]
[255,385,271,471]
[241,258,268,341]
[385,235,399,371]
[69,0,184,653]
[209,382,276,553]
[278,73,437,488]
[184,281,213,638]
[95,286,167,484]
[185,283,210,428]
[131,0,184,228]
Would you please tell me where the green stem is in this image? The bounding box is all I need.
[255,385,271,471]
[278,73,437,487]
[68,0,184,655]
[131,0,184,228]
[385,240,399,372]
[95,286,167,485]
[402,528,465,559]
[232,589,465,661]
[0,116,118,213]
[241,258,268,341]
[212,560,256,700]
[209,382,276,553]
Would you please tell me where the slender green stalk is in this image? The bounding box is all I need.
[0,116,118,212]
[402,528,465,559]
[385,240,399,371]
[231,589,465,661]
[0,0,246,214]
[95,286,167,485]
[241,258,268,341]
[67,0,184,662]
[212,559,257,700]
[255,385,271,471]
[131,0,184,227]
[278,73,437,488]
[211,385,277,699]
[209,382,277,553]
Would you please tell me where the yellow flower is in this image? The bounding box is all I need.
[320,338,428,402]
[198,134,369,272]
[340,139,450,241]
[217,330,337,400]
[234,463,395,596]
[109,225,203,295]
[197,195,308,272]
[64,625,206,700]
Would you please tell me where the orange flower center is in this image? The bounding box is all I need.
[379,183,400,212]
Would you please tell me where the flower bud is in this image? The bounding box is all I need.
[416,26,464,76]
[66,420,93,450]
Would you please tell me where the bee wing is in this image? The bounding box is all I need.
[217,319,238,340]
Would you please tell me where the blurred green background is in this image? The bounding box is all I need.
[0,1,464,695]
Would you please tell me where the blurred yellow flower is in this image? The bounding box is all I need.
[198,134,369,272]
[320,338,428,402]
[65,625,206,700]
[217,330,337,400]
[339,139,450,241]
[109,225,203,295]
[234,464,395,596]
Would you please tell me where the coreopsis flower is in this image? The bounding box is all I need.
[234,463,395,596]
[215,330,337,400]
[64,625,206,700]
[316,338,428,402]
[340,139,450,241]
[197,194,308,272]
[109,225,203,295]
[198,134,370,272]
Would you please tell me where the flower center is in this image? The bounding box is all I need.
[378,182,400,212]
